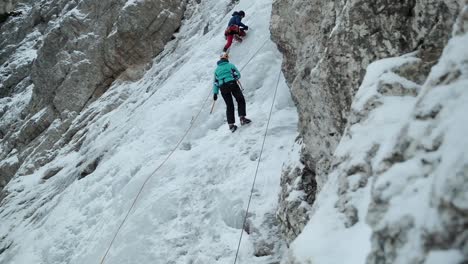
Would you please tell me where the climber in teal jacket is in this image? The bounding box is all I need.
[213,53,251,132]
[213,54,241,94]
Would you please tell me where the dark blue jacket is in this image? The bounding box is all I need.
[228,12,247,29]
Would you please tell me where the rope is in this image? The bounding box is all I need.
[233,67,283,264]
[239,38,269,71]
[99,90,211,264]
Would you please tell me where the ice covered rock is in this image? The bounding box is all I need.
[271,0,462,242]
[282,3,468,263]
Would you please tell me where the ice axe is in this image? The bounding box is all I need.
[210,100,216,114]
[237,80,244,91]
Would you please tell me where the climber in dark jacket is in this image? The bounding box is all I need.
[223,11,248,52]
[228,10,248,28]
[213,52,251,132]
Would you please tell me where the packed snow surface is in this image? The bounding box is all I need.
[0,0,298,263]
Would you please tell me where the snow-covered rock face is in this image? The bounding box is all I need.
[277,3,468,264]
[270,0,463,243]
[0,0,299,263]
[365,8,468,262]
[30,0,186,113]
[0,0,185,191]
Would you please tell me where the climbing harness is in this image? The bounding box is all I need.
[233,67,283,264]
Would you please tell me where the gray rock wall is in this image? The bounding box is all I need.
[280,7,468,260]
[0,0,186,194]
[0,0,15,15]
[271,0,462,243]
[30,0,185,113]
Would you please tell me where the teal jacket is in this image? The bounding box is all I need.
[213,59,241,94]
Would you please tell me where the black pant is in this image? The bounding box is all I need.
[220,81,246,124]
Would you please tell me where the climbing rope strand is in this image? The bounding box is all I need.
[239,38,269,72]
[233,67,283,264]
[99,90,211,264]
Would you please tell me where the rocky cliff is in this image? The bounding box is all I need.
[0,0,16,16]
[0,0,300,262]
[272,0,468,263]
[271,0,463,243]
[0,0,186,195]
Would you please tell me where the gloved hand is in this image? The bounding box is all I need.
[213,94,218,101]
[243,26,248,31]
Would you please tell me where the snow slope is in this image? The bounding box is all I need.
[0,0,298,263]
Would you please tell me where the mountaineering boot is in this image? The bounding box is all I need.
[240,116,251,126]
[229,124,238,133]
[234,35,243,42]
